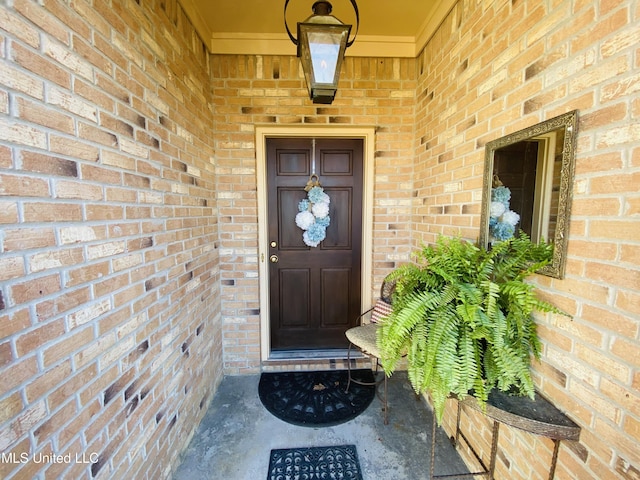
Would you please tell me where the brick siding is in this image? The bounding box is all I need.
[415,1,639,479]
[0,0,221,478]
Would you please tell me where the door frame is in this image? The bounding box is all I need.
[256,125,376,361]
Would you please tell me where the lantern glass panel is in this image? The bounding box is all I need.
[298,23,350,101]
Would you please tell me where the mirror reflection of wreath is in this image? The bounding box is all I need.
[489,175,520,243]
[295,174,330,247]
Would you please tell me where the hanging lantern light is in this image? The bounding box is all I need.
[284,0,359,104]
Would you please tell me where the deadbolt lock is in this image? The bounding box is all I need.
[270,241,277,248]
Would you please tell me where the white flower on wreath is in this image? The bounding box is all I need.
[295,210,315,230]
[501,210,520,226]
[490,201,506,218]
[311,201,330,218]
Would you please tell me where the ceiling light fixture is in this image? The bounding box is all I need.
[284,0,359,104]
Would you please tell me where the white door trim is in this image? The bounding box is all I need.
[255,125,376,361]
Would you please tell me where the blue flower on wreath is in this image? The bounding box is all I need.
[308,186,329,204]
[316,216,330,228]
[491,185,511,204]
[298,199,310,212]
[492,221,515,241]
[306,223,326,243]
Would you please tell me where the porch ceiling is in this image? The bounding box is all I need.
[180,0,456,57]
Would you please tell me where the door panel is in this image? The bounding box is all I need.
[321,150,353,175]
[320,269,351,327]
[324,188,352,248]
[278,188,308,249]
[267,137,363,351]
[279,269,310,327]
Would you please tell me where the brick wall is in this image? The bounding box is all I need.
[414,1,639,479]
[2,0,639,478]
[211,54,418,373]
[0,0,221,478]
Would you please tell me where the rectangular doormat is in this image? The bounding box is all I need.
[267,444,363,480]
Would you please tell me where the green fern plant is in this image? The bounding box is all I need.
[377,232,566,423]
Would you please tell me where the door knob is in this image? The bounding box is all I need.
[269,255,279,263]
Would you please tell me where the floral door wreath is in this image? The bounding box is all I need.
[295,173,331,247]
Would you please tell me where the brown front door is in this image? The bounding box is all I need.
[267,137,363,351]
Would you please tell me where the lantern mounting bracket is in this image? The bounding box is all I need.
[284,0,360,48]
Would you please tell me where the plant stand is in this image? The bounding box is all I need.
[430,389,581,480]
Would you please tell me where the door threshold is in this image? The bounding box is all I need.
[268,349,361,361]
[263,349,372,372]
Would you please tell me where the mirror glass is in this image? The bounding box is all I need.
[479,110,578,279]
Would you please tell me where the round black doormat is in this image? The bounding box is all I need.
[258,369,376,427]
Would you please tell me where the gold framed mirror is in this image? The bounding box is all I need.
[479,110,578,279]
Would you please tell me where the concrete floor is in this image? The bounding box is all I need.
[173,371,470,480]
